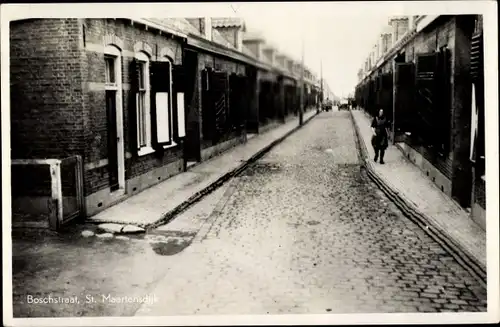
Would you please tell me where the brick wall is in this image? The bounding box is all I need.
[197,51,246,148]
[10,19,85,160]
[82,19,185,195]
[401,16,457,180]
[214,27,237,49]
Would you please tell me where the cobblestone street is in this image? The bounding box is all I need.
[135,111,487,315]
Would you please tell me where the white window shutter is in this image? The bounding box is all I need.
[155,92,171,143]
[136,93,141,148]
[470,83,478,162]
[177,92,186,138]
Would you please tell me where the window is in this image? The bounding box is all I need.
[105,56,116,85]
[135,52,152,155]
[151,56,178,149]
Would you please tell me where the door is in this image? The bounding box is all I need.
[106,90,119,191]
[210,71,230,143]
[394,62,415,141]
[415,53,438,146]
[104,48,125,193]
[229,74,246,134]
[244,65,258,133]
[183,49,201,162]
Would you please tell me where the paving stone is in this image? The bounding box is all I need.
[81,230,95,237]
[443,303,460,310]
[96,233,114,239]
[98,223,124,234]
[121,225,145,234]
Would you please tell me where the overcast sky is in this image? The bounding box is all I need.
[230,3,388,98]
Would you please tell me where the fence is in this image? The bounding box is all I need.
[11,155,84,230]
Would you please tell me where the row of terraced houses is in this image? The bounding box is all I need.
[10,18,324,227]
[354,15,486,229]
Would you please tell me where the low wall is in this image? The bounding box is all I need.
[12,196,78,228]
[258,120,283,135]
[85,159,184,217]
[200,134,246,163]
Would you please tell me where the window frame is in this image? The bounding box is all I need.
[103,44,125,192]
[135,51,154,157]
[157,56,177,149]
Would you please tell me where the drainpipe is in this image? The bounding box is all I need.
[299,35,305,126]
[392,59,396,144]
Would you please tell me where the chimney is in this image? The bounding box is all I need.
[286,59,294,73]
[262,46,276,66]
[242,32,265,60]
[276,54,286,69]
[235,28,243,51]
[389,16,409,44]
[211,18,245,50]
[381,32,392,54]
[202,17,212,41]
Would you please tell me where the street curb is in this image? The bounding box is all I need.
[349,110,487,288]
[146,112,320,230]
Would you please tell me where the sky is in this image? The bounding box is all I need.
[229,3,390,98]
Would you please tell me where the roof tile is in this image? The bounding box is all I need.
[211,17,244,28]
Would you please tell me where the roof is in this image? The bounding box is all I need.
[144,18,200,36]
[242,30,265,42]
[211,28,235,48]
[262,44,276,52]
[211,17,244,28]
[241,45,256,58]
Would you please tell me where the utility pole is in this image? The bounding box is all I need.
[320,58,323,110]
[299,34,305,126]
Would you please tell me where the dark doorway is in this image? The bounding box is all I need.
[105,90,119,191]
[183,49,201,165]
[394,62,415,141]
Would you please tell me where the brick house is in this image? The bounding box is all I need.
[11,18,192,218]
[10,17,321,227]
[354,15,486,229]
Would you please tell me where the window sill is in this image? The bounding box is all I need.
[137,146,155,157]
[163,142,178,150]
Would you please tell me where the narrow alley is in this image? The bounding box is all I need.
[4,6,496,325]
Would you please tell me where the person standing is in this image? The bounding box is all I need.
[371,109,390,164]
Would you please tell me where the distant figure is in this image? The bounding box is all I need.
[371,109,390,164]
